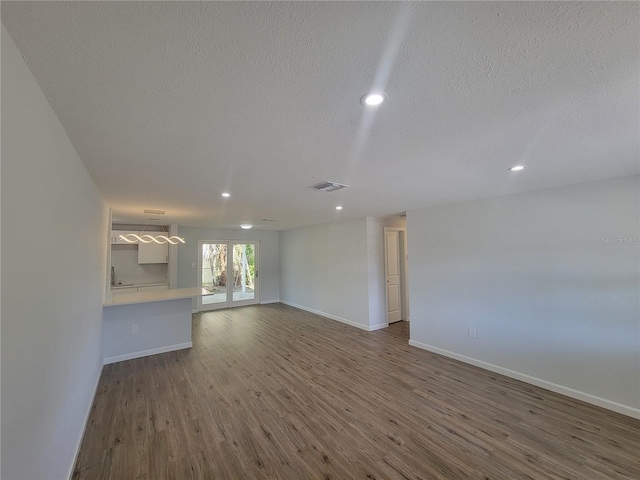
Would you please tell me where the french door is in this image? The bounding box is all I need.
[198,241,259,311]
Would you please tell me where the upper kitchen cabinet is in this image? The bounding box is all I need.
[138,240,168,264]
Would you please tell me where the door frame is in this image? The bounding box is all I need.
[197,240,260,311]
[384,227,409,325]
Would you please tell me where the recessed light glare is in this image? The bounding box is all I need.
[336,206,343,210]
[362,93,386,106]
[240,224,253,229]
[509,165,526,172]
[222,192,230,197]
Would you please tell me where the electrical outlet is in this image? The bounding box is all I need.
[137,267,142,274]
[131,324,138,334]
[192,262,196,268]
[468,327,476,338]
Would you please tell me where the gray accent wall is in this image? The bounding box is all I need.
[407,175,640,416]
[1,25,108,479]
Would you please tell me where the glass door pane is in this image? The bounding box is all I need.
[201,243,228,308]
[232,243,256,303]
[198,240,259,311]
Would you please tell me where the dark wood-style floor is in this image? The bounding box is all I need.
[74,303,640,479]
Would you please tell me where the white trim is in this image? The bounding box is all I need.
[105,208,113,302]
[103,342,192,365]
[281,300,373,331]
[369,322,388,331]
[66,363,103,480]
[408,339,640,419]
[168,224,179,289]
[192,309,198,314]
[260,299,281,305]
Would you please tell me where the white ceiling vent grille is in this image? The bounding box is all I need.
[309,181,349,192]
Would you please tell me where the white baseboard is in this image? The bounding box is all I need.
[103,342,193,365]
[194,301,279,312]
[280,300,375,331]
[369,322,388,331]
[408,339,640,419]
[66,360,103,480]
[260,299,281,305]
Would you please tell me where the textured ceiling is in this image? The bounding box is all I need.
[2,1,638,229]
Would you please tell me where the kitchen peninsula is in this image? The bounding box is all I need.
[103,287,203,364]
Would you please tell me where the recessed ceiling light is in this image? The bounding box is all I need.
[222,192,230,197]
[509,165,526,172]
[240,224,253,229]
[336,206,343,210]
[361,93,386,106]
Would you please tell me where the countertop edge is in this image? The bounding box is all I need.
[110,281,170,290]
[104,287,204,307]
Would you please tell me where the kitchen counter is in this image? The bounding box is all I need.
[103,287,205,364]
[110,281,169,290]
[105,287,202,306]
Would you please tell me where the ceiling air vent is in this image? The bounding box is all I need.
[309,181,349,192]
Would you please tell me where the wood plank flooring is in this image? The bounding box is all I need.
[74,303,640,479]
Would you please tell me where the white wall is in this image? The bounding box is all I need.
[103,298,192,364]
[1,24,108,479]
[280,217,405,331]
[407,175,640,417]
[111,244,168,285]
[177,226,280,309]
[280,218,371,329]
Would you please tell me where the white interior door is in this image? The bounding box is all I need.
[385,230,403,323]
[198,241,259,311]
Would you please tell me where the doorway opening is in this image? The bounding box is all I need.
[198,241,259,311]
